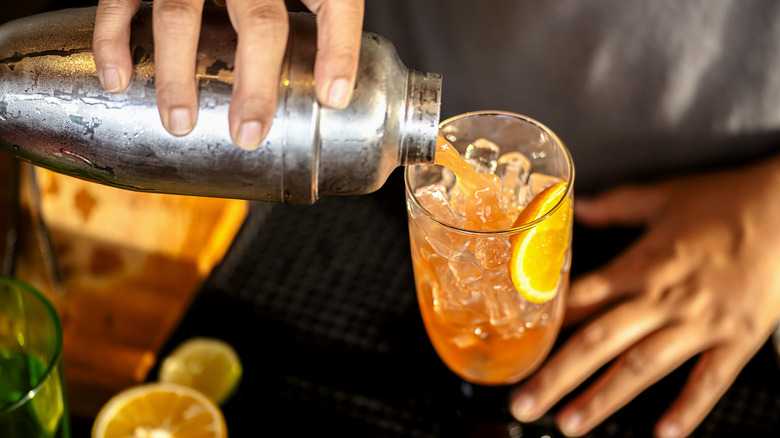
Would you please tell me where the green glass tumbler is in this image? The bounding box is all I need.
[0,276,70,437]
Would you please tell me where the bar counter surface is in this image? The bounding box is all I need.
[67,170,780,437]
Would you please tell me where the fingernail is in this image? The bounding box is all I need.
[236,120,263,150]
[100,68,121,93]
[168,107,193,136]
[559,411,583,436]
[327,78,352,109]
[658,421,680,438]
[510,392,536,421]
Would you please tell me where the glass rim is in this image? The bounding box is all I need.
[0,276,64,415]
[404,110,575,235]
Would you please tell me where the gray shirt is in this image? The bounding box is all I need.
[364,0,780,192]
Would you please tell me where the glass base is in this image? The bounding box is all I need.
[436,376,560,438]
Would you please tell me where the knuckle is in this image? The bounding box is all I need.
[644,258,684,297]
[652,273,700,312]
[653,284,688,309]
[676,282,725,328]
[635,246,673,274]
[579,322,608,349]
[623,345,652,376]
[240,3,289,38]
[155,0,202,31]
[92,34,119,53]
[156,0,200,15]
[736,314,756,336]
[694,297,725,329]
[98,0,133,16]
[94,0,136,34]
[327,44,360,69]
[233,90,278,120]
[695,366,720,390]
[155,79,195,104]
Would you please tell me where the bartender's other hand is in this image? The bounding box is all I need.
[510,156,780,438]
[93,0,364,150]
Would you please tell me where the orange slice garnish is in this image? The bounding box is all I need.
[91,382,228,438]
[509,182,571,303]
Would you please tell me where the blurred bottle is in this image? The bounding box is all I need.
[0,4,441,204]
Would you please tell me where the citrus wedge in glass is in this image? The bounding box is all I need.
[509,182,572,303]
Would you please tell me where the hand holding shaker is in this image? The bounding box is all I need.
[0,3,441,204]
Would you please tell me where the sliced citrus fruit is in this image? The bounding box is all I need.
[509,182,572,303]
[158,337,242,406]
[91,382,227,438]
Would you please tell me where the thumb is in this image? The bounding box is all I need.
[575,184,666,228]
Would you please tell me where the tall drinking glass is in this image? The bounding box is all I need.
[405,111,574,386]
[0,276,70,437]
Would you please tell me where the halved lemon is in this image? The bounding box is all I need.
[509,182,572,303]
[91,382,228,438]
[158,337,242,406]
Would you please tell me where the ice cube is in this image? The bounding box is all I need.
[447,250,482,283]
[434,257,464,299]
[441,167,457,191]
[519,300,555,329]
[452,333,478,349]
[419,245,435,264]
[465,138,501,174]
[433,265,481,326]
[483,287,521,327]
[474,236,511,270]
[528,172,564,197]
[474,269,533,337]
[447,183,466,217]
[432,283,473,327]
[497,151,532,180]
[410,187,467,259]
[426,235,453,258]
[421,221,470,260]
[414,184,462,226]
[496,151,532,213]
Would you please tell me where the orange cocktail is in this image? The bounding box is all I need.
[405,111,574,385]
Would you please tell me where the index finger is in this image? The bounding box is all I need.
[153,0,204,136]
[510,298,668,423]
[93,0,142,93]
[302,0,364,109]
[224,0,289,150]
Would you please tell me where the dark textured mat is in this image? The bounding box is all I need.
[148,169,780,438]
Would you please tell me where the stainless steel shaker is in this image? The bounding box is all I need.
[0,3,442,204]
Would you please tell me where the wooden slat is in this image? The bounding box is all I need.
[11,164,248,418]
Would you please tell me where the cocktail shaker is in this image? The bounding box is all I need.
[0,4,442,204]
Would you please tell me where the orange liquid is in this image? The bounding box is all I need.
[412,253,565,385]
[434,135,512,230]
[410,135,564,385]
